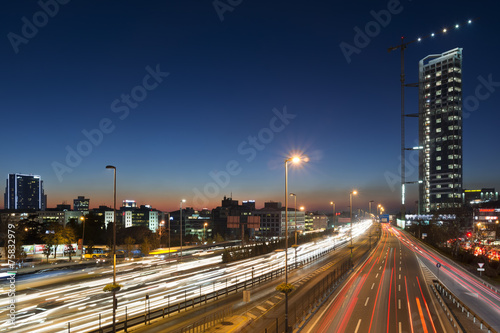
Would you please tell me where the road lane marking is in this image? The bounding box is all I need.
[399,274,401,280]
[399,267,401,271]
[398,299,401,309]
[365,297,369,306]
[399,322,402,333]
[247,312,257,319]
[405,277,415,333]
[379,266,382,270]
[398,285,400,292]
[265,300,274,306]
[376,273,379,278]
[354,319,362,333]
[416,297,429,333]
[371,283,375,290]
[256,306,266,312]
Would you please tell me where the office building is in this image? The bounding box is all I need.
[418,48,463,213]
[74,196,90,211]
[4,173,45,210]
[121,204,159,232]
[253,201,305,238]
[463,188,498,206]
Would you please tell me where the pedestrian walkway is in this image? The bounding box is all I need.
[204,315,249,333]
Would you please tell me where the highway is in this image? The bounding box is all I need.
[395,226,500,332]
[0,221,372,333]
[306,223,450,333]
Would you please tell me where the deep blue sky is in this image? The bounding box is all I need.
[1,0,499,213]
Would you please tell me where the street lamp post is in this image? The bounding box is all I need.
[105,165,117,333]
[284,155,308,333]
[349,190,357,265]
[330,201,336,228]
[290,193,297,246]
[180,199,186,261]
[167,213,171,258]
[159,220,164,247]
[204,222,208,242]
[80,215,86,260]
[369,200,374,217]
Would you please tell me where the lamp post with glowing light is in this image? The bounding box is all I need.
[290,193,297,246]
[283,155,308,333]
[105,165,117,333]
[330,201,336,229]
[80,215,86,260]
[204,222,208,242]
[349,190,357,265]
[180,199,186,261]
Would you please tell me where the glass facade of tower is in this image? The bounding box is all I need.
[418,48,463,213]
[4,173,45,210]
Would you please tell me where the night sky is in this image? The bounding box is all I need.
[1,0,499,213]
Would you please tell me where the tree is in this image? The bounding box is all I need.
[124,237,135,259]
[42,244,53,263]
[141,237,151,256]
[214,233,224,243]
[65,244,76,261]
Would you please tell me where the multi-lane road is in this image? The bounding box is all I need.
[307,223,500,333]
[0,222,371,333]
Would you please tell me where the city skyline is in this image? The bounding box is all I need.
[1,1,499,213]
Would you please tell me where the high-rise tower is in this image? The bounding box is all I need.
[418,48,463,213]
[4,173,45,210]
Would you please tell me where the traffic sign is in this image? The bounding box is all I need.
[478,263,484,268]
[477,268,485,271]
[436,263,441,268]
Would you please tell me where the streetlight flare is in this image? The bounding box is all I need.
[352,190,358,195]
[292,156,301,163]
[299,206,305,211]
[443,28,447,33]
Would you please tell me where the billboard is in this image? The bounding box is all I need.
[337,217,351,223]
[227,216,240,229]
[247,216,261,229]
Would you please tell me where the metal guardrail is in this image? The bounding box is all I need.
[432,279,497,333]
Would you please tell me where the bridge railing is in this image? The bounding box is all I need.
[432,279,497,333]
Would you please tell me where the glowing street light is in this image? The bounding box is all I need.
[283,154,308,332]
[349,190,357,264]
[105,165,117,333]
[204,222,208,242]
[80,215,86,260]
[290,193,298,246]
[330,201,336,228]
[180,199,186,260]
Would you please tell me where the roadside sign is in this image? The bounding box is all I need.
[478,263,484,268]
[436,263,441,268]
[477,268,485,271]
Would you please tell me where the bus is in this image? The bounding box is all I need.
[83,245,109,259]
[149,248,177,257]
